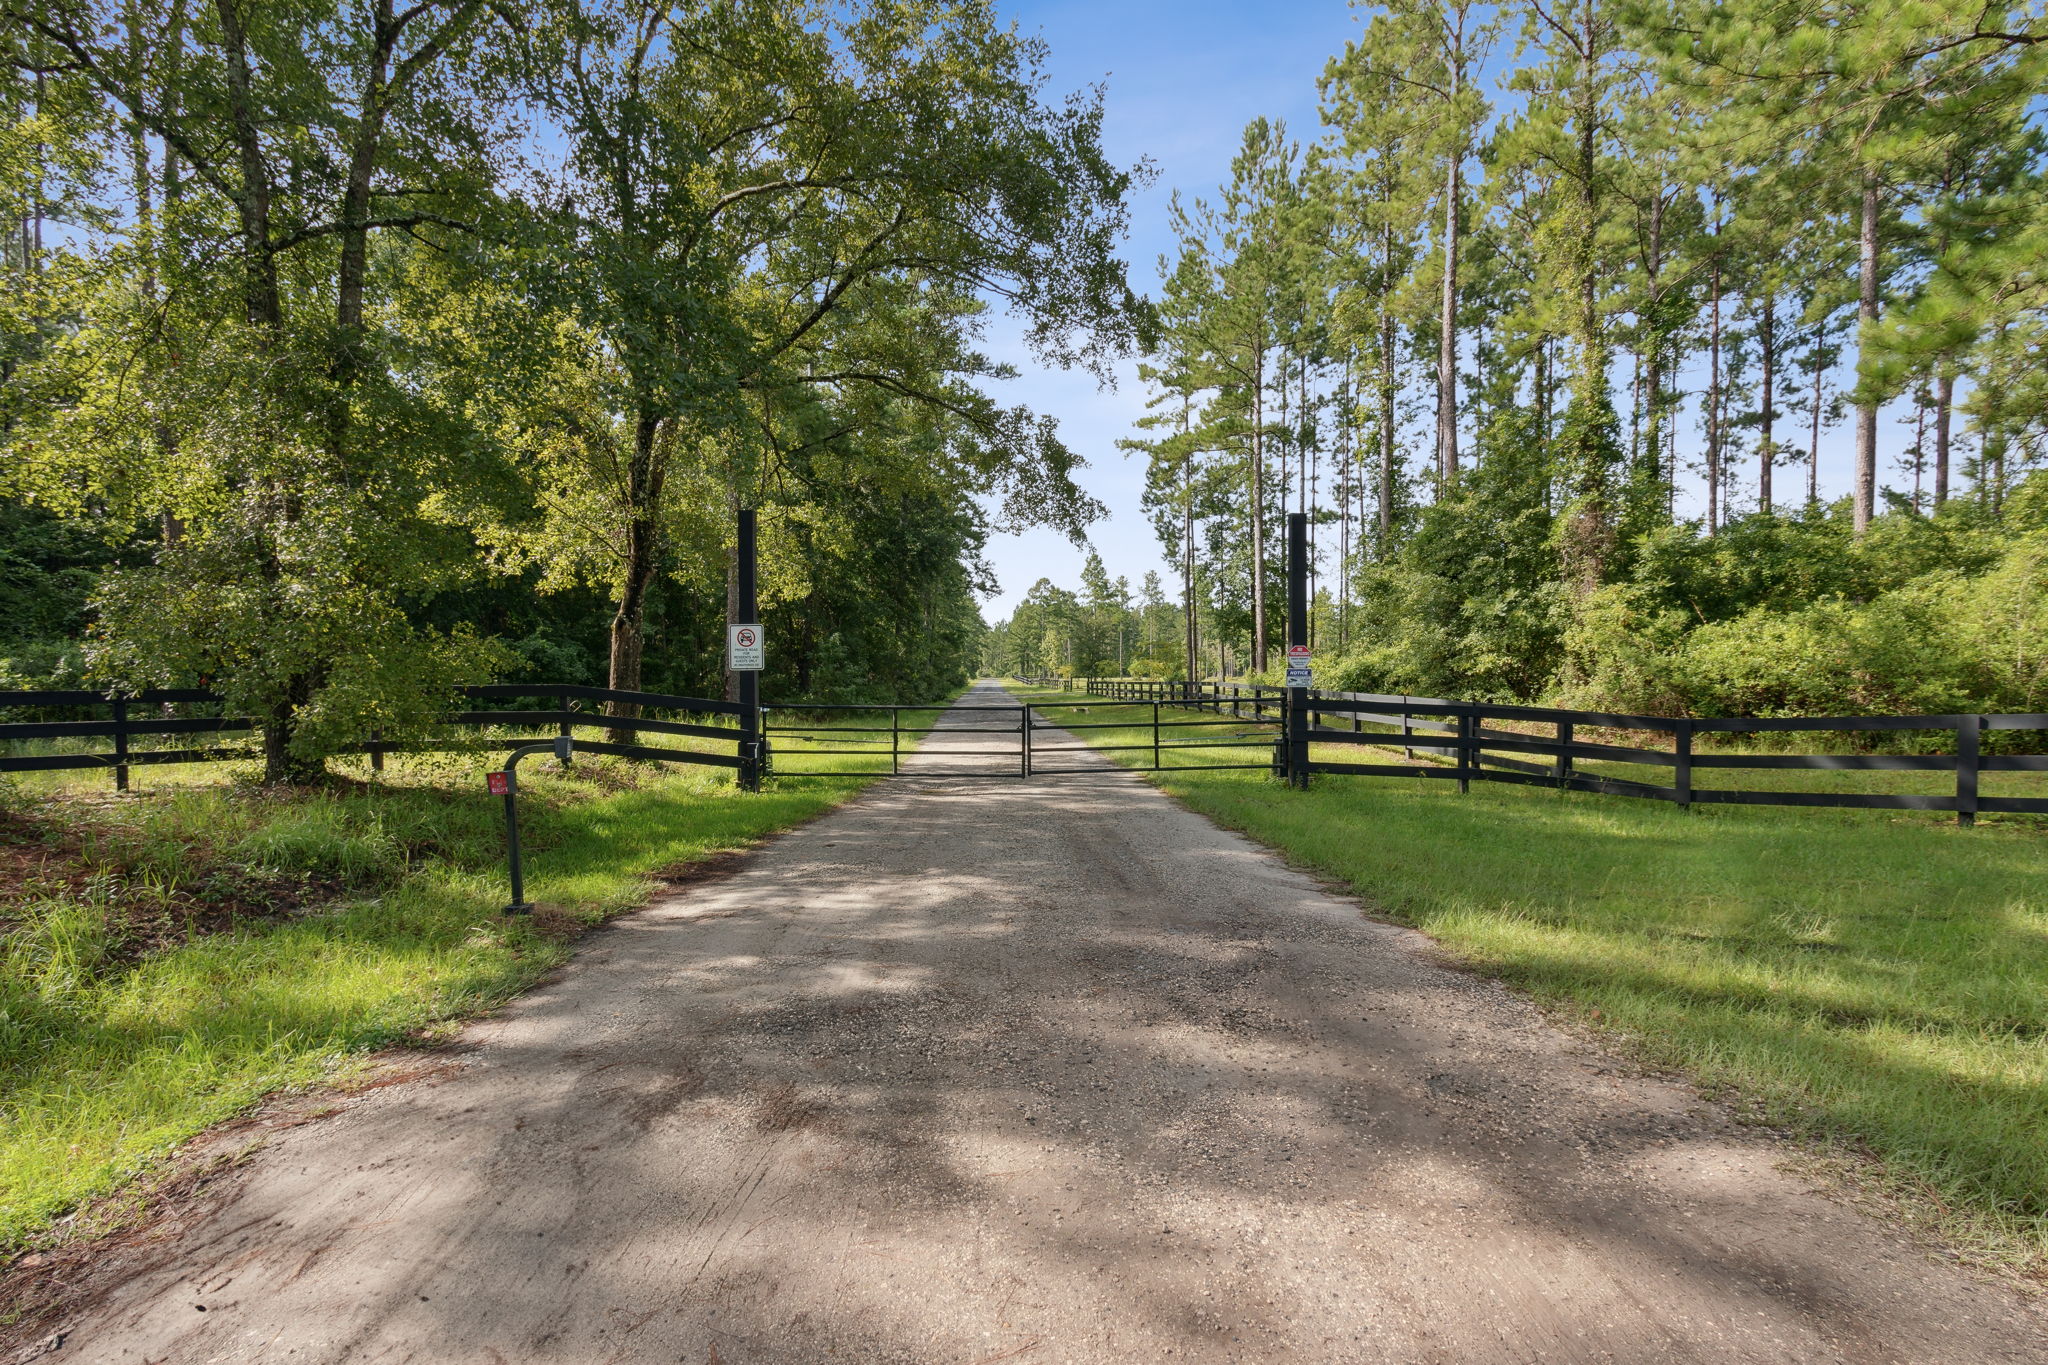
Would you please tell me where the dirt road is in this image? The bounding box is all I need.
[21,683,2044,1363]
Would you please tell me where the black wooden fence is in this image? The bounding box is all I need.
[1072,677,2048,827]
[0,683,748,788]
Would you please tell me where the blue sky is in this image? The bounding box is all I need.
[976,0,1366,617]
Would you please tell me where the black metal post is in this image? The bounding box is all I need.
[112,697,129,793]
[1153,700,1161,770]
[1556,719,1573,788]
[1286,511,1309,789]
[891,707,900,776]
[1957,714,1980,828]
[502,771,526,912]
[736,508,762,792]
[499,736,574,915]
[1674,719,1693,811]
[559,694,575,766]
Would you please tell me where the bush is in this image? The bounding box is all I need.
[1565,529,2048,727]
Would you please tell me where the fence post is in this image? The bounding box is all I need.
[369,729,384,773]
[892,707,900,776]
[112,697,129,793]
[1957,714,1980,828]
[1674,719,1693,811]
[1457,708,1474,794]
[735,507,762,792]
[1556,719,1573,788]
[1285,511,1309,789]
[558,694,574,767]
[1153,700,1161,771]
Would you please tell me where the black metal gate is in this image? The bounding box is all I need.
[761,696,1279,780]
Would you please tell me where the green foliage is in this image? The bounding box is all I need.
[1564,499,2048,721]
[1335,408,1565,699]
[1,0,1144,756]
[0,503,131,649]
[1112,0,2045,711]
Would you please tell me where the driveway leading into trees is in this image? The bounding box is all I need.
[24,682,2044,1363]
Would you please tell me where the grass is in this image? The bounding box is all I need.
[0,743,876,1258]
[1009,682,2048,1275]
[761,704,971,777]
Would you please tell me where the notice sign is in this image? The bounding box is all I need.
[728,624,765,671]
[486,771,510,796]
[1286,643,1312,689]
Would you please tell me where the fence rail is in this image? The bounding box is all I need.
[0,683,749,787]
[1054,676,2048,827]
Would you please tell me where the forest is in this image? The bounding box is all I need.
[1,0,1155,782]
[986,0,2048,722]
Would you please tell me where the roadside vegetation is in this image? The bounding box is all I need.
[0,752,870,1258]
[1009,682,2048,1276]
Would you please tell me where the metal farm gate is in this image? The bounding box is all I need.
[759,693,1280,780]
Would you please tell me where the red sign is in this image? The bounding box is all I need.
[486,771,510,795]
[1288,644,1312,660]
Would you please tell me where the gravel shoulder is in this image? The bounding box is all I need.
[12,682,2044,1364]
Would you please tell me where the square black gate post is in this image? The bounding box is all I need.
[1956,714,1980,828]
[111,697,130,793]
[736,508,762,792]
[1286,511,1309,790]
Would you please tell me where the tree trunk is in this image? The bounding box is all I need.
[1933,370,1953,507]
[1182,405,1199,684]
[1437,134,1460,491]
[1911,391,1927,512]
[1759,291,1775,514]
[1808,326,1824,506]
[1305,361,1317,651]
[1337,357,1351,654]
[1852,174,1880,536]
[1378,287,1396,556]
[1185,489,1199,684]
[1628,347,1641,469]
[608,409,664,742]
[1706,247,1722,535]
[216,0,312,784]
[1250,340,1268,674]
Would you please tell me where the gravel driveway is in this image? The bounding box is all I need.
[20,682,2044,1363]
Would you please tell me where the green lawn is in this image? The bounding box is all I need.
[1009,682,2048,1273]
[761,704,971,777]
[0,745,875,1256]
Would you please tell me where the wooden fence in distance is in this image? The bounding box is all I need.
[1067,677,2048,827]
[0,684,747,788]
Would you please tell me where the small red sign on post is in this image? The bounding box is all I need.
[486,771,510,796]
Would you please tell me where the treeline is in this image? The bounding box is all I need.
[980,551,1185,679]
[0,0,1149,780]
[1115,0,2047,717]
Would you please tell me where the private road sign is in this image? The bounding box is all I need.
[729,624,765,671]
